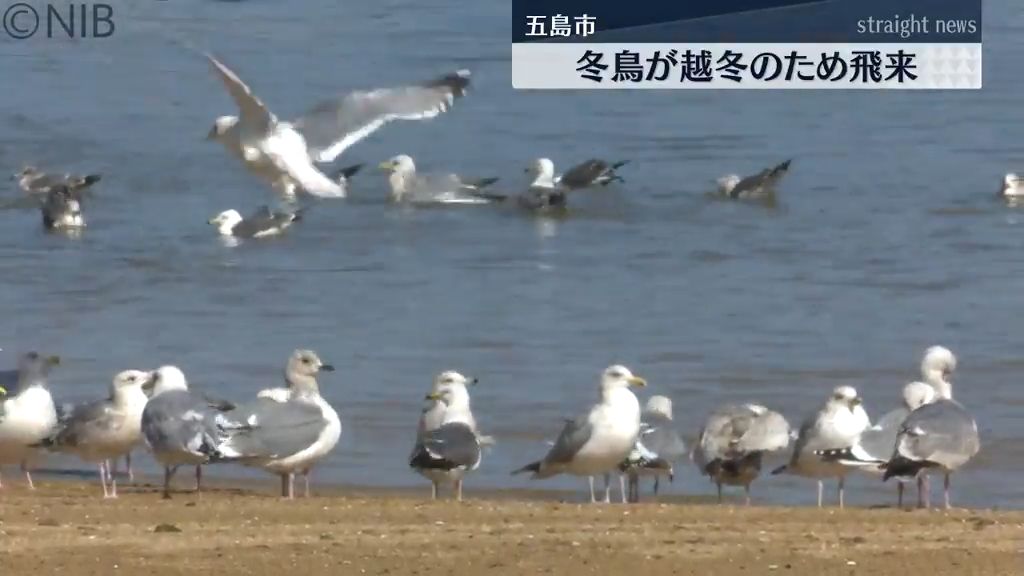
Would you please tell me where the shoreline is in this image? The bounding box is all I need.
[0,480,1020,576]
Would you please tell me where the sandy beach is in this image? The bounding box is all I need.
[0,479,1019,576]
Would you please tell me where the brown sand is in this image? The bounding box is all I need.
[0,480,1020,576]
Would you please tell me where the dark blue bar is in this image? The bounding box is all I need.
[513,0,983,43]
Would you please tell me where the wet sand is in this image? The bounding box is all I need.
[0,480,1020,576]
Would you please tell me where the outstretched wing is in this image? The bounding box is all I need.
[206,53,276,134]
[292,70,471,163]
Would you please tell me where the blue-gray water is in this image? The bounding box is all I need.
[1,0,1023,508]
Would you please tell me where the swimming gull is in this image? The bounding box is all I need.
[814,381,936,507]
[517,158,570,210]
[512,364,646,504]
[378,154,502,204]
[771,385,869,508]
[1001,173,1024,198]
[618,395,687,503]
[13,165,101,195]
[208,205,304,238]
[691,403,790,505]
[216,349,341,499]
[0,352,60,489]
[204,52,471,198]
[716,159,792,200]
[140,365,236,499]
[409,384,482,501]
[882,346,980,509]
[555,158,629,189]
[41,370,151,498]
[41,185,85,231]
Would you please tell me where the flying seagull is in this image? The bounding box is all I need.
[204,52,471,198]
[13,166,101,195]
[208,205,304,238]
[555,159,629,189]
[716,159,792,200]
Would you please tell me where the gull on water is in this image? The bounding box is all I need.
[41,185,85,231]
[554,158,629,190]
[0,352,60,489]
[513,365,647,504]
[208,206,304,239]
[409,384,482,501]
[618,395,687,503]
[518,158,570,210]
[13,165,101,195]
[882,346,980,509]
[815,380,936,508]
[691,403,791,505]
[217,350,341,499]
[140,365,235,499]
[716,159,792,200]
[1000,173,1024,198]
[771,385,869,508]
[378,154,502,204]
[204,52,470,198]
[41,370,151,498]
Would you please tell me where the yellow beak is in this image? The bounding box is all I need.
[0,385,6,396]
[627,375,647,388]
[425,391,443,401]
[378,161,394,171]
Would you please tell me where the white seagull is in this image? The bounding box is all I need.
[409,383,482,501]
[513,365,647,504]
[771,385,870,508]
[217,349,341,499]
[0,352,60,489]
[41,370,151,498]
[204,53,471,198]
[1001,173,1024,198]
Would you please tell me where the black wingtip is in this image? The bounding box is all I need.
[475,177,500,189]
[335,163,364,180]
[430,69,472,97]
[770,464,787,476]
[610,160,631,170]
[777,159,792,172]
[881,456,927,482]
[511,461,540,476]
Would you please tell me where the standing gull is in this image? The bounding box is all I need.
[619,395,687,503]
[409,384,482,501]
[513,365,647,504]
[771,385,869,508]
[378,155,502,204]
[0,352,60,489]
[140,365,235,499]
[217,350,341,499]
[41,370,151,498]
[208,206,304,239]
[716,159,792,200]
[41,185,85,231]
[814,381,936,508]
[882,346,980,509]
[691,403,791,505]
[13,165,101,195]
[204,52,471,198]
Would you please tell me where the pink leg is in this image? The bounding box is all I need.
[838,476,845,509]
[21,461,34,490]
[943,473,952,509]
[303,469,311,498]
[288,474,295,499]
[99,462,109,498]
[108,461,118,499]
[126,453,134,483]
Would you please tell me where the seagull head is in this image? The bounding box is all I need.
[601,364,647,391]
[18,351,60,379]
[525,158,556,186]
[146,365,188,396]
[645,395,673,418]
[432,370,477,391]
[901,381,936,411]
[287,349,335,380]
[112,369,153,397]
[828,385,862,411]
[207,116,238,141]
[12,165,38,181]
[208,209,243,235]
[1003,173,1023,195]
[378,155,416,175]
[716,174,741,194]
[920,345,956,389]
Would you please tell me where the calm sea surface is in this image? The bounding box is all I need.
[1,0,1023,507]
